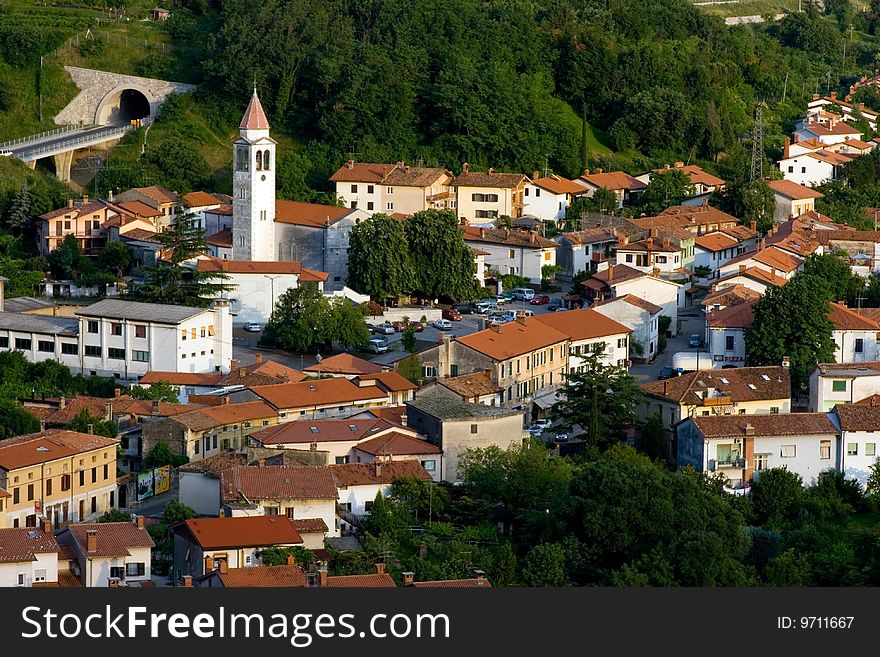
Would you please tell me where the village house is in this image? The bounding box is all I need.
[574,169,646,209]
[36,196,114,256]
[834,404,880,489]
[592,294,662,363]
[828,302,880,363]
[553,227,618,282]
[635,162,726,196]
[717,247,804,282]
[777,148,853,187]
[820,228,880,276]
[183,191,229,228]
[523,173,586,221]
[633,202,740,237]
[705,300,755,368]
[461,225,557,284]
[193,559,307,588]
[303,353,388,379]
[113,185,181,229]
[693,232,750,275]
[534,307,631,372]
[768,178,824,224]
[0,311,80,371]
[765,212,834,259]
[0,525,60,587]
[808,92,879,130]
[809,361,880,411]
[75,298,233,380]
[417,370,504,406]
[205,228,232,260]
[220,464,337,542]
[332,461,431,529]
[405,397,527,482]
[701,284,761,313]
[0,429,119,529]
[330,161,456,216]
[55,517,154,587]
[452,165,528,221]
[714,265,787,296]
[676,413,839,489]
[350,433,443,482]
[614,233,683,274]
[794,111,863,146]
[171,515,305,583]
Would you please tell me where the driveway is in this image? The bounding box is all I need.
[629,310,706,384]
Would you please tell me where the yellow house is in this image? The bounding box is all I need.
[452,165,528,221]
[37,197,114,256]
[0,429,119,529]
[329,161,455,216]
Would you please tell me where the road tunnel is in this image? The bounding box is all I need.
[96,87,152,125]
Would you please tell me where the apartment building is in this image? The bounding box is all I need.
[330,161,455,215]
[534,308,631,373]
[453,165,528,221]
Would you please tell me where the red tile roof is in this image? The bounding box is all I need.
[355,372,417,393]
[531,175,584,195]
[452,170,528,188]
[218,359,307,386]
[560,227,617,246]
[580,171,646,192]
[23,396,110,425]
[118,200,162,218]
[412,577,492,587]
[642,366,790,405]
[250,378,390,410]
[534,307,631,341]
[303,353,384,376]
[695,233,740,252]
[182,516,303,549]
[331,460,431,486]
[291,518,329,533]
[436,370,503,399]
[172,400,277,431]
[330,162,396,184]
[0,528,59,562]
[587,264,647,286]
[354,432,442,456]
[125,185,179,205]
[274,200,355,227]
[835,403,880,431]
[221,465,338,502]
[249,418,399,446]
[0,429,117,470]
[593,294,663,315]
[197,258,314,276]
[456,316,569,361]
[62,522,154,557]
[240,90,270,130]
[205,228,232,248]
[324,573,396,587]
[717,266,787,288]
[706,301,756,329]
[828,302,880,330]
[184,191,225,208]
[691,413,836,438]
[138,371,223,386]
[462,226,557,249]
[652,164,725,188]
[211,564,308,588]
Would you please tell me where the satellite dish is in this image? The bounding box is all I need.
[315,354,322,363]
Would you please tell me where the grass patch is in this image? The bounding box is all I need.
[695,0,799,18]
[585,121,613,155]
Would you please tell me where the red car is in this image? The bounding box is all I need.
[530,294,551,305]
[443,307,462,321]
[393,321,424,332]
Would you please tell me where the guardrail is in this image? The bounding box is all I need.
[14,124,135,159]
[0,124,79,150]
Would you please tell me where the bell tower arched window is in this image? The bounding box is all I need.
[263,150,271,171]
[255,151,262,171]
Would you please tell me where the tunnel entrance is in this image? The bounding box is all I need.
[117,89,150,123]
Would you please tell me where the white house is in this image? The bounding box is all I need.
[717,248,803,282]
[462,226,557,284]
[592,294,662,363]
[523,174,585,221]
[553,227,617,283]
[715,266,787,296]
[808,92,879,131]
[835,404,880,489]
[795,113,863,146]
[705,301,754,368]
[694,232,748,275]
[768,178,823,223]
[332,461,431,525]
[635,163,725,196]
[0,526,59,587]
[535,307,631,372]
[829,302,880,363]
[0,312,81,370]
[574,169,647,209]
[778,149,852,187]
[677,413,839,489]
[56,518,154,587]
[615,236,683,274]
[75,299,233,380]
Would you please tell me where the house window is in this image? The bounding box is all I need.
[788,166,793,173]
[103,464,108,480]
[108,347,125,360]
[126,563,146,577]
[801,167,806,174]
[87,320,98,333]
[367,202,374,211]
[0,337,7,348]
[386,202,394,211]
[265,507,279,516]
[90,496,97,514]
[832,380,847,392]
[191,328,197,339]
[723,335,734,352]
[867,443,876,456]
[135,325,146,339]
[61,342,77,355]
[769,407,779,414]
[38,340,54,353]
[625,254,633,263]
[364,500,374,512]
[754,453,770,471]
[423,366,436,378]
[855,338,864,353]
[471,424,478,434]
[34,569,46,583]
[351,185,358,194]
[421,460,436,472]
[27,484,34,501]
[132,350,149,362]
[110,566,125,580]
[387,187,394,195]
[535,188,541,197]
[367,185,374,194]
[181,329,187,341]
[46,478,52,496]
[12,487,19,504]
[351,201,358,209]
[847,443,858,456]
[194,441,200,454]
[61,474,70,491]
[111,323,123,336]
[335,456,349,464]
[781,445,796,458]
[15,338,32,350]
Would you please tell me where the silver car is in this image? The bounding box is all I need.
[432,318,453,330]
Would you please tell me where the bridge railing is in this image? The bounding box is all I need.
[0,125,79,150]
[15,124,136,159]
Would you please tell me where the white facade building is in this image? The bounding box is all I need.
[810,362,880,411]
[0,527,59,587]
[835,404,880,489]
[592,295,662,362]
[523,175,585,221]
[706,302,753,368]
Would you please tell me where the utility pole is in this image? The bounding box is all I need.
[782,71,789,103]
[39,57,43,123]
[263,274,280,310]
[750,104,764,182]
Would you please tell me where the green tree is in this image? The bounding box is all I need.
[347,213,414,298]
[637,411,666,461]
[0,399,40,438]
[97,241,132,278]
[565,189,619,223]
[136,214,234,306]
[800,253,865,305]
[144,442,189,468]
[750,467,804,527]
[866,461,880,512]
[261,286,330,353]
[328,297,370,350]
[553,351,644,450]
[744,276,837,389]
[142,140,213,194]
[97,509,132,522]
[259,545,316,567]
[405,210,479,301]
[765,548,813,586]
[401,325,416,353]
[520,543,569,586]
[129,382,180,403]
[639,169,696,214]
[4,186,32,233]
[65,408,117,439]
[396,353,423,385]
[161,500,197,525]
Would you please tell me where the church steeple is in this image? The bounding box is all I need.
[239,87,270,132]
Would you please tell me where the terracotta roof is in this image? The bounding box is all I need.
[354,431,441,456]
[658,204,739,226]
[197,258,306,275]
[853,393,880,406]
[172,400,276,432]
[207,564,307,588]
[331,460,431,486]
[291,518,329,533]
[240,90,270,130]
[0,528,59,562]
[702,285,761,309]
[0,487,9,497]
[221,465,337,502]
[437,370,503,399]
[184,191,225,208]
[531,175,584,195]
[815,361,880,375]
[250,378,390,410]
[303,353,384,376]
[383,166,452,187]
[579,171,646,192]
[62,522,154,557]
[812,95,879,118]
[412,577,492,588]
[126,185,179,205]
[534,307,631,341]
[457,316,568,361]
[642,365,790,405]
[181,516,303,550]
[462,226,556,249]
[118,200,162,218]
[717,266,787,288]
[324,573,396,587]
[843,138,874,150]
[452,170,528,188]
[206,228,232,248]
[828,302,880,330]
[40,200,108,221]
[722,225,760,241]
[790,137,824,151]
[559,227,617,246]
[250,417,399,446]
[330,162,396,184]
[617,238,679,253]
[122,228,159,242]
[274,200,354,227]
[210,204,233,216]
[355,372,417,393]
[854,307,880,324]
[807,150,855,166]
[139,371,223,386]
[0,429,117,470]
[652,164,725,188]
[593,294,662,315]
[752,249,803,273]
[706,301,756,329]
[24,396,110,425]
[363,406,410,426]
[217,360,307,387]
[587,264,648,286]
[690,412,835,438]
[109,396,206,417]
[695,233,740,252]
[803,121,861,137]
[177,453,248,474]
[835,404,880,431]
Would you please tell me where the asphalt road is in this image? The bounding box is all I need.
[628,310,707,384]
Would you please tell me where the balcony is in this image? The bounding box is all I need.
[427,191,455,202]
[709,457,746,470]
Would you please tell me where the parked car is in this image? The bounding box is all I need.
[657,366,682,380]
[475,300,497,314]
[243,322,262,332]
[443,307,462,321]
[394,320,424,332]
[527,419,553,435]
[409,321,424,332]
[510,288,536,301]
[548,298,564,311]
[530,294,551,305]
[688,334,703,348]
[455,304,475,315]
[374,322,395,335]
[0,150,13,157]
[433,318,454,330]
[554,432,569,443]
[364,337,388,354]
[494,295,510,305]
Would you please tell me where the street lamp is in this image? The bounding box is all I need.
[264,275,280,310]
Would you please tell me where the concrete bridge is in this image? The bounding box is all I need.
[0,66,195,182]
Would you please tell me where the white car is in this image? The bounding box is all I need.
[0,150,12,157]
[365,337,388,354]
[527,419,552,435]
[432,318,453,330]
[243,322,262,332]
[374,323,396,335]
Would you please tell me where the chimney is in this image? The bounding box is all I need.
[474,569,486,583]
[595,167,603,174]
[205,555,215,571]
[530,232,536,244]
[346,160,354,169]
[782,356,790,368]
[516,310,527,325]
[701,198,709,208]
[59,396,66,409]
[783,136,790,159]
[759,238,765,251]
[42,519,53,534]
[674,162,684,168]
[490,323,502,333]
[108,189,114,203]
[830,91,838,100]
[533,170,540,179]
[461,162,470,174]
[479,228,486,238]
[872,396,878,407]
[87,423,94,435]
[607,264,614,281]
[310,441,317,451]
[374,461,382,478]
[230,358,238,371]
[151,400,160,416]
[82,194,89,204]
[739,264,746,274]
[400,413,407,427]
[86,529,98,554]
[219,560,228,574]
[108,578,120,588]
[39,420,46,432]
[650,228,658,238]
[812,93,819,100]
[181,575,193,587]
[258,458,266,467]
[239,368,245,378]
[114,387,121,398]
[222,397,230,405]
[646,237,654,249]
[68,198,74,208]
[135,515,145,528]
[750,220,757,232]
[254,353,262,363]
[318,568,328,587]
[402,571,415,586]
[742,423,755,436]
[652,266,660,278]
[286,554,297,567]
[375,563,386,575]
[662,238,670,248]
